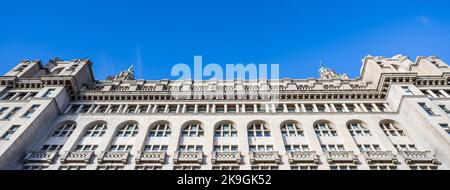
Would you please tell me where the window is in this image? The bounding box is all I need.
[181,123,204,137]
[281,122,304,137]
[126,105,138,113]
[42,89,56,98]
[178,145,203,152]
[117,123,139,137]
[109,105,120,113]
[330,165,357,170]
[168,105,177,113]
[291,165,318,170]
[402,86,414,95]
[149,122,171,137]
[304,104,314,112]
[2,107,21,120]
[357,144,381,151]
[22,104,40,118]
[249,145,274,152]
[409,165,438,170]
[248,122,270,137]
[245,104,255,113]
[23,165,48,170]
[214,123,237,137]
[439,123,450,135]
[79,105,92,113]
[75,145,98,152]
[197,105,207,113]
[186,105,195,113]
[59,165,86,170]
[314,122,337,136]
[317,104,326,112]
[52,122,76,137]
[135,165,163,170]
[227,105,237,113]
[380,121,405,136]
[144,145,168,152]
[418,103,435,116]
[110,145,133,152]
[394,144,417,151]
[251,166,278,170]
[84,122,107,137]
[321,144,345,151]
[97,165,124,170]
[212,166,240,170]
[347,122,371,136]
[346,104,356,112]
[334,104,344,112]
[1,125,20,140]
[215,105,225,113]
[0,107,9,115]
[286,104,296,112]
[214,145,238,152]
[173,166,201,170]
[41,144,63,151]
[369,165,397,170]
[285,144,309,151]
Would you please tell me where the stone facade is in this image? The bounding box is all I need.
[0,55,450,170]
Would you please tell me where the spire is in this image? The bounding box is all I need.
[318,61,349,80]
[107,65,135,81]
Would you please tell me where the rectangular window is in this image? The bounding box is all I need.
[2,107,21,120]
[1,125,20,140]
[0,107,9,115]
[41,144,63,151]
[418,103,435,116]
[42,89,56,98]
[227,105,237,113]
[178,145,202,152]
[439,123,450,135]
[402,86,414,95]
[22,104,40,118]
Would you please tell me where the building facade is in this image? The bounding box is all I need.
[0,55,450,170]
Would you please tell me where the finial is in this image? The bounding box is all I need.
[320,60,325,68]
[128,64,134,72]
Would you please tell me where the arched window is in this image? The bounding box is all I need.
[380,120,405,136]
[181,122,204,137]
[84,122,107,137]
[52,121,76,137]
[117,122,139,137]
[314,121,337,137]
[248,122,270,137]
[281,121,303,137]
[214,122,237,137]
[149,122,171,137]
[347,121,371,136]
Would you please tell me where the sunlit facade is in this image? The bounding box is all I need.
[0,55,449,170]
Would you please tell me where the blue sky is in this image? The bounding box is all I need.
[1,0,450,80]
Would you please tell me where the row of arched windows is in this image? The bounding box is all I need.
[50,119,406,139]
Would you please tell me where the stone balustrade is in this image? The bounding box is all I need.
[60,151,94,164]
[399,151,439,164]
[325,151,358,164]
[287,151,320,164]
[97,151,129,164]
[23,151,58,164]
[173,151,203,164]
[135,151,166,164]
[249,151,280,164]
[211,151,241,164]
[362,151,397,164]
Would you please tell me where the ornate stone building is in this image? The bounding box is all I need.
[0,55,449,170]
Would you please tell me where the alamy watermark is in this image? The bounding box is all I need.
[170,56,281,106]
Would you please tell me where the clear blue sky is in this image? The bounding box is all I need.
[1,0,450,80]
